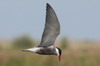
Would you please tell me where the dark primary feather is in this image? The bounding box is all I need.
[38,3,60,47]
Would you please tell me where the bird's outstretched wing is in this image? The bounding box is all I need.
[38,3,60,47]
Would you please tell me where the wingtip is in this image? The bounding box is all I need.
[46,3,51,8]
[46,3,49,6]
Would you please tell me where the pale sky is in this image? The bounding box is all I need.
[0,0,100,40]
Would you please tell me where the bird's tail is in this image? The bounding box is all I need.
[20,49,31,52]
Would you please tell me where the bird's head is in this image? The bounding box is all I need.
[55,47,62,61]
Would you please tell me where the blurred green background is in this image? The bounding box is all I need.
[0,35,100,66]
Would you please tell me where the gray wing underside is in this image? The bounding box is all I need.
[38,3,60,47]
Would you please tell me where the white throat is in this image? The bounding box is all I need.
[55,48,59,56]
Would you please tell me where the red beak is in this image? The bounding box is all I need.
[58,56,61,61]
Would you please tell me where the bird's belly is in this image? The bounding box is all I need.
[37,48,56,55]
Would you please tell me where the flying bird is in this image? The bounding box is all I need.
[21,3,62,61]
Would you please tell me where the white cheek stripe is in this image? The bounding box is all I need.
[55,48,59,56]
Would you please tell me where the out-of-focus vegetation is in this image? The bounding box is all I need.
[0,46,2,50]
[12,35,35,49]
[0,37,100,66]
[60,37,69,49]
